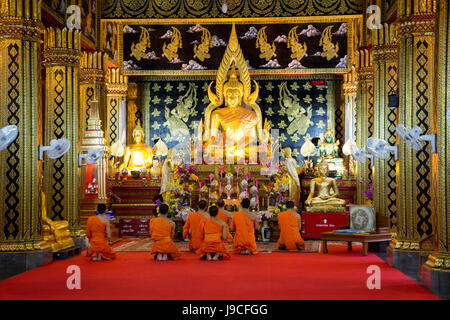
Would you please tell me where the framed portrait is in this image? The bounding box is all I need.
[349,205,375,232]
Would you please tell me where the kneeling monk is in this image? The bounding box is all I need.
[86,204,116,261]
[217,199,233,244]
[231,198,259,255]
[277,200,305,251]
[183,200,209,252]
[196,206,231,261]
[149,203,181,261]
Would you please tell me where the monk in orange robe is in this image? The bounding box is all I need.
[196,205,231,261]
[183,200,209,252]
[149,203,181,261]
[86,204,116,261]
[277,200,305,251]
[231,198,259,255]
[217,199,233,244]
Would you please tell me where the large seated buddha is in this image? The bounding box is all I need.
[202,23,269,163]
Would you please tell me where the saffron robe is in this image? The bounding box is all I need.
[86,215,116,260]
[183,211,207,252]
[149,217,181,260]
[230,211,258,254]
[196,218,231,260]
[218,209,233,244]
[277,210,305,251]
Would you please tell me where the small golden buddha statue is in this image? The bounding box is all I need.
[119,125,154,172]
[305,159,346,212]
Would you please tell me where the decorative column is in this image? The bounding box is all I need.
[106,68,128,147]
[342,66,358,176]
[355,48,374,204]
[0,1,48,256]
[388,0,437,280]
[79,51,108,144]
[421,0,450,299]
[126,82,138,145]
[372,23,399,231]
[42,27,82,237]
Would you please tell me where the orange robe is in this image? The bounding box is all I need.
[196,218,231,260]
[149,217,181,260]
[86,215,116,260]
[230,211,258,254]
[218,209,233,244]
[277,210,305,251]
[182,211,207,252]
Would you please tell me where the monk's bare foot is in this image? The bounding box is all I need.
[156,254,162,261]
[206,253,212,261]
[240,249,251,255]
[163,253,168,261]
[212,253,219,261]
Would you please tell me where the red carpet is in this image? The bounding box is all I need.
[0,245,439,300]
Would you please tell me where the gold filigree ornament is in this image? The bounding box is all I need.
[193,26,212,62]
[162,26,182,62]
[287,26,308,61]
[278,82,313,135]
[320,25,339,61]
[256,26,276,61]
[131,26,151,61]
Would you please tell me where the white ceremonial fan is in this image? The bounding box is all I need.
[78,149,104,167]
[342,139,357,156]
[366,137,398,161]
[396,124,437,153]
[38,139,71,160]
[0,125,18,151]
[110,140,124,158]
[350,144,373,166]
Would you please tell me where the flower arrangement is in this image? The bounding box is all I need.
[257,210,274,222]
[360,178,373,202]
[174,164,198,182]
[176,207,194,222]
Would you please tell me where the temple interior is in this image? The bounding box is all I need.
[0,0,449,301]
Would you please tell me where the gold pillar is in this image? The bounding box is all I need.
[393,1,436,251]
[342,66,358,177]
[0,0,46,251]
[42,27,82,237]
[425,0,450,270]
[126,82,138,145]
[106,68,128,147]
[355,48,374,205]
[79,51,108,144]
[372,23,399,231]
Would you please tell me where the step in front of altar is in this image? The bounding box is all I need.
[109,179,161,237]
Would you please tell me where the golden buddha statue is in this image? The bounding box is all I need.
[305,158,346,212]
[203,23,269,162]
[119,124,154,172]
